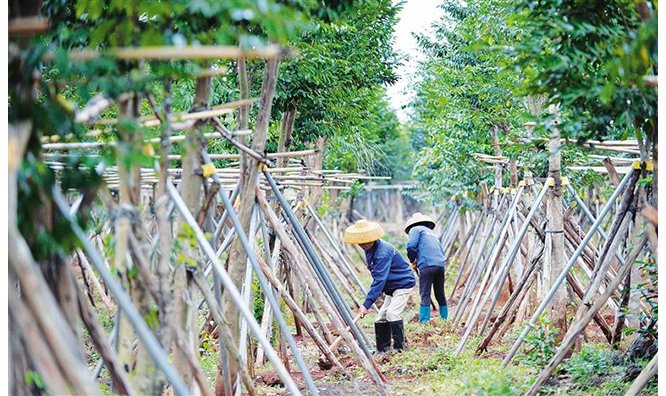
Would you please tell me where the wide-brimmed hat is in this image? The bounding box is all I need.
[344,219,385,244]
[404,212,435,234]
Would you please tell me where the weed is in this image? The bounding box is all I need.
[517,314,559,369]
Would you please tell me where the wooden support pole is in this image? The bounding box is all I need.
[10,235,100,394]
[572,173,639,324]
[167,182,302,395]
[476,245,543,354]
[76,250,114,308]
[503,168,636,366]
[525,235,648,395]
[624,353,657,396]
[53,189,190,395]
[450,212,484,301]
[309,230,363,310]
[453,197,507,322]
[257,190,387,390]
[456,184,550,356]
[566,272,613,343]
[463,189,525,333]
[74,274,133,395]
[44,44,290,62]
[256,254,353,378]
[221,58,280,394]
[9,290,72,395]
[190,273,255,396]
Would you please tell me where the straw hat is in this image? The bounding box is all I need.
[344,219,385,244]
[404,212,435,234]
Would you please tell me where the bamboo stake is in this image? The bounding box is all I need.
[452,206,496,321]
[264,172,384,368]
[476,245,543,354]
[237,209,258,383]
[450,211,485,301]
[8,289,73,395]
[255,234,282,366]
[453,211,499,323]
[45,44,291,61]
[306,204,371,305]
[453,194,511,323]
[9,16,50,34]
[462,188,526,332]
[326,312,363,352]
[571,198,637,325]
[309,230,363,310]
[566,271,613,343]
[201,152,317,396]
[566,184,630,279]
[76,250,114,308]
[127,232,161,303]
[257,189,385,388]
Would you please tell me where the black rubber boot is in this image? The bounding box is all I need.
[389,320,405,351]
[374,320,392,353]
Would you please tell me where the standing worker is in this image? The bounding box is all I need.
[404,212,448,323]
[344,219,416,353]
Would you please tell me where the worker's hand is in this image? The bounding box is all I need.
[410,262,418,272]
[358,306,370,318]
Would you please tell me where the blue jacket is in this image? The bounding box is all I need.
[363,239,416,309]
[406,225,447,270]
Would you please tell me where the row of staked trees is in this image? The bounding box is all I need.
[407,0,657,203]
[9,0,411,394]
[404,0,657,372]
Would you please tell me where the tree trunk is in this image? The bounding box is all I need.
[115,95,164,395]
[219,59,280,395]
[543,106,568,336]
[175,76,212,393]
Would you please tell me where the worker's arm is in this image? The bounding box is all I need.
[362,251,391,309]
[406,228,420,264]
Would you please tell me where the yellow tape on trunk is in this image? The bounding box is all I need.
[201,163,216,178]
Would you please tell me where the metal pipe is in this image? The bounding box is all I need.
[212,182,241,243]
[502,168,635,366]
[453,194,509,323]
[454,185,536,355]
[566,183,627,269]
[453,213,498,323]
[449,212,484,301]
[461,188,525,330]
[476,185,548,336]
[166,182,305,395]
[52,187,189,396]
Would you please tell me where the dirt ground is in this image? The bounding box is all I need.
[249,297,656,396]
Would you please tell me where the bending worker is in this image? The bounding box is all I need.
[344,219,415,353]
[404,212,448,323]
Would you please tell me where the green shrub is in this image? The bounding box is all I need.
[517,314,559,369]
